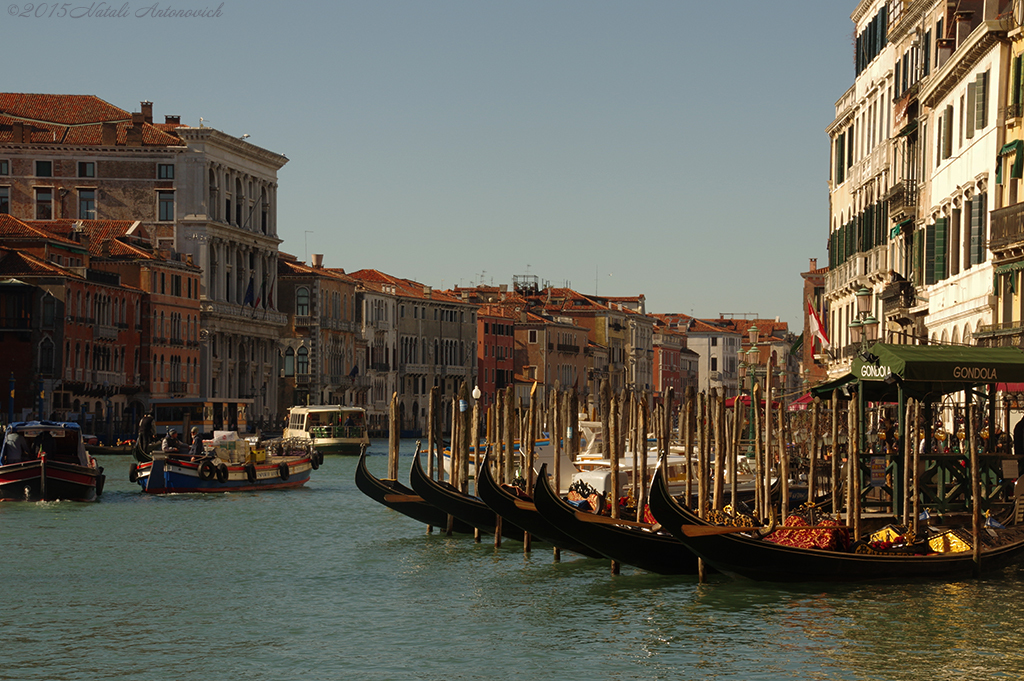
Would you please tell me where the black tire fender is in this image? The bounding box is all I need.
[198,460,215,481]
[278,462,290,481]
[215,463,229,483]
[245,462,257,484]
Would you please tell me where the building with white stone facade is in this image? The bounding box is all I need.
[826,0,1010,374]
[174,127,289,425]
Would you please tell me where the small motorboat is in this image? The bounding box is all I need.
[0,421,106,502]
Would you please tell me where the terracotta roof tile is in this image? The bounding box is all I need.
[0,248,81,278]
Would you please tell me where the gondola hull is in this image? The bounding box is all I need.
[409,450,523,541]
[355,452,474,533]
[476,455,603,559]
[648,462,1024,582]
[532,463,700,575]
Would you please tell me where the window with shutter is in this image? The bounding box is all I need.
[975,71,988,130]
[925,224,936,285]
[970,195,983,266]
[943,105,953,160]
[913,229,924,286]
[934,218,947,282]
[949,208,961,276]
[967,82,976,139]
[963,199,973,269]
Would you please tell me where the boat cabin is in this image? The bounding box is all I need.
[1,421,89,466]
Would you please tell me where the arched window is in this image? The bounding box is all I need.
[297,347,309,375]
[285,348,295,377]
[39,338,54,375]
[296,287,310,316]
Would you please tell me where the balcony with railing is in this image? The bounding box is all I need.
[295,315,313,327]
[886,179,918,221]
[990,202,1024,251]
[169,380,188,394]
[95,325,118,341]
[295,373,311,385]
[880,279,916,316]
[557,343,581,354]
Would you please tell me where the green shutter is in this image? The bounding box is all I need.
[1014,56,1023,108]
[925,223,936,285]
[976,71,988,130]
[913,229,924,286]
[971,195,983,266]
[967,82,976,139]
[934,218,947,282]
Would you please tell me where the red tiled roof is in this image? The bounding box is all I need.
[348,268,465,304]
[0,94,185,147]
[0,214,79,246]
[0,248,80,278]
[0,93,129,125]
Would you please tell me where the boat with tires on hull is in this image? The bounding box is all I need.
[130,436,320,494]
[284,405,370,455]
[0,421,106,502]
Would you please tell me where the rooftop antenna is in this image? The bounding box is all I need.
[304,230,313,262]
[199,117,205,128]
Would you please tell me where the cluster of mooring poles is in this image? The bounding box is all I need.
[381,348,1020,580]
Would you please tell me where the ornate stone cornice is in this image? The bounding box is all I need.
[920,22,1008,108]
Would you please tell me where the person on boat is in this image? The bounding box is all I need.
[1,428,31,464]
[34,430,55,457]
[138,411,156,450]
[188,426,205,460]
[162,428,187,455]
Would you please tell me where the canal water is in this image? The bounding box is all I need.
[4,440,1024,680]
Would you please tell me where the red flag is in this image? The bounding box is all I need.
[808,299,831,351]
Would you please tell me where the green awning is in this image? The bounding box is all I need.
[851,343,1024,396]
[993,261,1024,275]
[996,140,1024,184]
[890,217,913,239]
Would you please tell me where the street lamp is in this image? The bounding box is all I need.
[850,287,879,351]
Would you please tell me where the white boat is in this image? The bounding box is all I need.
[283,405,369,455]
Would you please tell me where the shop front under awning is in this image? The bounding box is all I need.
[811,344,1024,402]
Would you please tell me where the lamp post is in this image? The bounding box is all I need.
[737,325,760,457]
[850,286,879,480]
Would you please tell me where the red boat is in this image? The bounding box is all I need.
[0,421,105,502]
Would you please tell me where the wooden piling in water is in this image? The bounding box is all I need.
[388,392,400,480]
[779,396,788,522]
[907,399,918,533]
[970,401,981,573]
[697,391,708,519]
[830,390,840,518]
[551,387,561,562]
[752,383,763,518]
[809,397,819,510]
[684,387,694,508]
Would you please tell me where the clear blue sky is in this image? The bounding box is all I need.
[2,0,855,329]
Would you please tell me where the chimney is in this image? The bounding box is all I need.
[131,111,145,126]
[101,122,117,146]
[311,253,324,268]
[140,101,153,124]
[984,0,1000,21]
[423,285,432,297]
[937,39,954,68]
[809,257,817,271]
[165,115,180,125]
[12,122,25,143]
[955,12,973,48]
[126,125,143,147]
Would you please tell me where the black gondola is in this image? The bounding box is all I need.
[355,452,474,533]
[408,448,524,541]
[476,454,603,559]
[532,463,700,575]
[648,461,1024,582]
